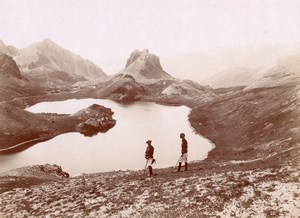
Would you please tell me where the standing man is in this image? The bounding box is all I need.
[177,133,188,172]
[145,140,155,176]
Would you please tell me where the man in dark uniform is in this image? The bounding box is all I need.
[177,133,188,172]
[145,140,154,176]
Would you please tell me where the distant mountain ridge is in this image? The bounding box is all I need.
[160,43,300,83]
[0,38,107,80]
[202,51,300,88]
[246,53,300,89]
[14,38,106,80]
[203,67,259,88]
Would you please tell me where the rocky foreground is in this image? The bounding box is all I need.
[0,160,299,217]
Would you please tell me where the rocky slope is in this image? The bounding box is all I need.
[189,54,300,165]
[0,54,23,79]
[0,54,48,102]
[247,53,300,89]
[0,160,299,217]
[95,74,150,102]
[0,39,18,57]
[119,49,173,82]
[161,80,213,100]
[189,78,300,165]
[203,66,259,88]
[74,72,213,104]
[15,38,106,80]
[23,68,87,88]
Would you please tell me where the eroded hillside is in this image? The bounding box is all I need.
[190,80,300,164]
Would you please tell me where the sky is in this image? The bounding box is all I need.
[0,0,300,74]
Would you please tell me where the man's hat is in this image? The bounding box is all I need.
[146,140,152,144]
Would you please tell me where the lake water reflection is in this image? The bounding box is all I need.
[0,99,214,175]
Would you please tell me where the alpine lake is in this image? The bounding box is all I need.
[0,99,214,176]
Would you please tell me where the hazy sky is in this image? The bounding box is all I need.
[0,0,299,73]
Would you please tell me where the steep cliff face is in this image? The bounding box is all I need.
[15,38,106,80]
[120,49,173,82]
[0,54,23,79]
[0,54,38,102]
[0,39,18,57]
[0,53,51,103]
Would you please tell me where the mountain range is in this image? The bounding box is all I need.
[0,39,106,85]
[1,38,299,105]
[161,43,300,85]
[2,38,299,89]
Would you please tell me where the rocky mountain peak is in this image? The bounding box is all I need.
[42,38,56,44]
[125,49,150,67]
[121,49,173,82]
[0,54,23,79]
[39,38,62,50]
[125,49,161,68]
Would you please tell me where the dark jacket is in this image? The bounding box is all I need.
[181,138,188,154]
[145,145,154,159]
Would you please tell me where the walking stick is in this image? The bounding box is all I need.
[174,156,181,169]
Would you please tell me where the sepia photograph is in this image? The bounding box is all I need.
[0,0,299,217]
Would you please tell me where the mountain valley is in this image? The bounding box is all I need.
[0,38,299,217]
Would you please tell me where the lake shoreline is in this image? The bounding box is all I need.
[1,98,215,175]
[0,96,214,157]
[0,137,53,154]
[0,103,116,153]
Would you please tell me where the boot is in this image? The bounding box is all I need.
[184,162,188,171]
[148,166,153,176]
[177,162,182,172]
